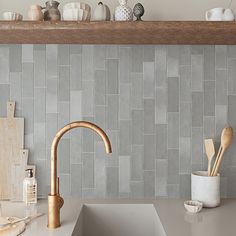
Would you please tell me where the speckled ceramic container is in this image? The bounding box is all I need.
[191,171,220,208]
[114,0,133,21]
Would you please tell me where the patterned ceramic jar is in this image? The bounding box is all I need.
[114,0,133,21]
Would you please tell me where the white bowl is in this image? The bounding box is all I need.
[63,8,89,21]
[184,200,203,213]
[63,2,91,12]
[3,12,23,21]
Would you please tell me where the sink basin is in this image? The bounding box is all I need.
[72,204,166,236]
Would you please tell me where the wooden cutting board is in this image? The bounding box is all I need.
[0,102,24,200]
[0,217,26,236]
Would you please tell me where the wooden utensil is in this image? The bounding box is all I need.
[0,102,24,200]
[204,139,215,176]
[211,126,234,176]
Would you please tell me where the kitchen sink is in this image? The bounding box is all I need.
[72,204,166,236]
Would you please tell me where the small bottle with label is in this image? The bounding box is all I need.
[23,168,37,205]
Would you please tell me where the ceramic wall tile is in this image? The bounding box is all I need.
[168,77,179,112]
[70,54,82,90]
[82,153,94,189]
[192,92,203,127]
[143,62,155,98]
[191,54,203,91]
[34,48,46,88]
[204,45,215,81]
[9,45,22,72]
[22,63,34,98]
[119,156,130,193]
[107,59,119,95]
[59,66,70,102]
[106,167,119,198]
[0,47,9,84]
[22,45,33,63]
[58,45,69,66]
[0,84,9,116]
[9,72,21,109]
[131,145,143,181]
[204,81,215,116]
[215,45,227,69]
[144,171,155,198]
[94,70,106,106]
[34,88,46,123]
[168,149,179,185]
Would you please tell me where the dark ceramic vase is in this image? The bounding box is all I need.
[133,3,144,21]
[44,1,61,21]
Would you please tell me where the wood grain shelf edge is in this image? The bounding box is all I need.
[0,21,235,44]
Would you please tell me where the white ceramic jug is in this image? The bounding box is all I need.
[205,7,235,21]
[224,8,235,21]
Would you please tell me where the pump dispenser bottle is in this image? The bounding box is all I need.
[23,168,37,205]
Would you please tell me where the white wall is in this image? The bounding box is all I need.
[0,0,235,20]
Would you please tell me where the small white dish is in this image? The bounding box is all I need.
[3,12,23,21]
[184,200,203,213]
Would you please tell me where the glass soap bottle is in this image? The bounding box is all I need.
[23,168,37,205]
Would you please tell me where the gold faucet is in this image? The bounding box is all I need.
[48,121,112,229]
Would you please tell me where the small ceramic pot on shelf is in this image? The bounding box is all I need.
[114,0,133,21]
[94,2,111,21]
[133,3,144,21]
[3,12,23,21]
[28,5,44,21]
[63,8,89,21]
[44,0,61,21]
[62,2,91,21]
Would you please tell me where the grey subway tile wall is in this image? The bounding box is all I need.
[0,45,236,198]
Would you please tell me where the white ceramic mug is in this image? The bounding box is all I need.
[191,171,220,208]
[205,7,224,21]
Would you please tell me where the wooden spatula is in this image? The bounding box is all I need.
[211,126,234,176]
[204,139,215,176]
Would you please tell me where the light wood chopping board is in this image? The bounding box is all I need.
[0,217,26,236]
[0,102,24,200]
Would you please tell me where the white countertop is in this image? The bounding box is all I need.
[0,198,236,236]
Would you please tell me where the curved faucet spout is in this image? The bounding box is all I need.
[48,121,112,229]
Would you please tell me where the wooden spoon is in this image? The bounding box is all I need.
[204,139,215,176]
[211,126,234,176]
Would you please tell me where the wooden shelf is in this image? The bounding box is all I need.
[0,21,236,44]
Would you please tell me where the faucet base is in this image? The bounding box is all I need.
[48,194,64,229]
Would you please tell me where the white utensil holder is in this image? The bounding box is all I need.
[191,171,220,208]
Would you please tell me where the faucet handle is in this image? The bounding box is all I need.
[56,177,64,208]
[58,196,64,209]
[57,177,60,195]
